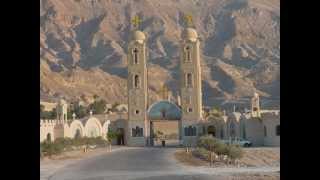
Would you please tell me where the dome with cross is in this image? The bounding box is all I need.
[181,28,198,42]
[131,30,146,41]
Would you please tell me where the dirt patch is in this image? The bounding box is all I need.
[174,150,208,166]
[41,147,111,162]
[240,148,280,167]
[175,147,280,168]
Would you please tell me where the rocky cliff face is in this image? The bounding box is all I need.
[40,0,280,108]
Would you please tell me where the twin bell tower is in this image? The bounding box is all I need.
[126,15,202,146]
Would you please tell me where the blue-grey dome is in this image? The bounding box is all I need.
[148,100,182,120]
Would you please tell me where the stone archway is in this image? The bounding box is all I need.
[84,117,103,138]
[116,128,125,145]
[147,100,182,147]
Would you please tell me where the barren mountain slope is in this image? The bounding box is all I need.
[40,0,280,108]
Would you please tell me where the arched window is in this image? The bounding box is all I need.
[241,123,246,139]
[276,125,280,136]
[133,48,139,64]
[184,126,196,136]
[186,73,193,87]
[134,75,140,88]
[185,45,191,62]
[132,126,143,137]
[230,122,236,138]
[220,129,224,139]
[264,126,267,137]
[75,129,81,139]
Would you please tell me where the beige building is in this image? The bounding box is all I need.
[40,101,57,111]
[40,100,110,142]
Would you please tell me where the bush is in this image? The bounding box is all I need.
[226,144,243,160]
[194,147,210,161]
[214,141,229,155]
[197,135,221,151]
[40,140,64,156]
[197,135,243,161]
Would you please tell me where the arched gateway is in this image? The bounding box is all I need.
[148,100,182,146]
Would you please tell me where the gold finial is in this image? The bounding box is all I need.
[131,15,142,29]
[184,14,193,27]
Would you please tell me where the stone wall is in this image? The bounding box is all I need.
[262,113,280,146]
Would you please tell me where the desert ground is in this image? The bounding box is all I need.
[41,147,279,180]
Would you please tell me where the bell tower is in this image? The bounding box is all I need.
[179,26,203,145]
[251,92,261,118]
[56,98,68,123]
[127,29,148,146]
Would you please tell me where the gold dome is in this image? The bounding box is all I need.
[131,30,146,41]
[181,28,198,41]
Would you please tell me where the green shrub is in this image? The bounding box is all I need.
[195,147,210,160]
[198,135,225,152]
[40,137,107,157]
[40,140,64,156]
[197,135,243,160]
[214,141,229,155]
[226,144,243,160]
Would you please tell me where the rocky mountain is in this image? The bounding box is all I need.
[40,0,280,108]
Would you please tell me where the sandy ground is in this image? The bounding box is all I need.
[40,146,127,180]
[240,147,280,167]
[174,147,280,179]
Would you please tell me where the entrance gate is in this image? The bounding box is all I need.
[147,100,182,147]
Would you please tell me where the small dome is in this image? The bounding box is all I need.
[181,28,198,41]
[148,100,182,120]
[131,30,146,41]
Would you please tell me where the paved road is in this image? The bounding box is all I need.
[49,147,279,180]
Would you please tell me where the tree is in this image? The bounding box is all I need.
[73,104,88,119]
[106,128,118,151]
[40,104,45,119]
[49,108,57,119]
[207,106,224,122]
[155,130,164,140]
[93,94,99,100]
[89,99,107,114]
[226,144,243,161]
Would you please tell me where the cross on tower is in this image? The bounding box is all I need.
[132,15,142,29]
[184,14,193,27]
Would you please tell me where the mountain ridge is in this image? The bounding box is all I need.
[40,0,280,108]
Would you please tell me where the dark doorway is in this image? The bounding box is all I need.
[150,121,154,146]
[117,128,125,145]
[46,133,52,142]
[207,126,216,137]
[74,129,81,139]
